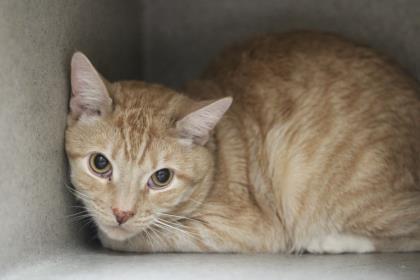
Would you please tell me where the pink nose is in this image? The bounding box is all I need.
[112,208,135,225]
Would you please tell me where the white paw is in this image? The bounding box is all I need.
[306,234,375,254]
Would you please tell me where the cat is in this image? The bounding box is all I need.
[65,31,420,254]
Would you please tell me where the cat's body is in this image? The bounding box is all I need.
[66,32,420,254]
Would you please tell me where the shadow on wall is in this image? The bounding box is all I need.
[140,0,420,88]
[2,0,420,273]
[0,0,142,271]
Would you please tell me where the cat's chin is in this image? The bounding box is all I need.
[99,225,140,241]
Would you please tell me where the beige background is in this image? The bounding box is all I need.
[0,0,142,271]
[1,0,419,278]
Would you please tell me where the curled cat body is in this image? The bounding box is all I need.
[65,31,420,254]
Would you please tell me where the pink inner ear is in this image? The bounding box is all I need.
[71,52,91,96]
[176,97,233,145]
[71,53,102,96]
[69,95,83,117]
[69,52,111,118]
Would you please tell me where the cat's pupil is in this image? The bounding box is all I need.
[94,154,108,170]
[156,169,170,183]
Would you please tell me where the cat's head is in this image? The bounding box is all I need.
[65,52,231,241]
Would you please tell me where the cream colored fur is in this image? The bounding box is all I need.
[66,32,420,254]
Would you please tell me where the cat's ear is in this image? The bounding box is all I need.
[70,52,112,119]
[176,97,233,145]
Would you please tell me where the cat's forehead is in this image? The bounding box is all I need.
[110,81,179,129]
[111,81,179,109]
[106,81,182,160]
[67,81,189,161]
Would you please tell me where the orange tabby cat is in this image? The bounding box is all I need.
[65,31,420,253]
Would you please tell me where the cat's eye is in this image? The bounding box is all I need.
[148,168,174,189]
[89,153,112,177]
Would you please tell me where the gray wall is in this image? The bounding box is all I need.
[2,0,420,274]
[0,0,142,270]
[141,0,420,88]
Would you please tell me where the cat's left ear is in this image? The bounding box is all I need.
[176,97,233,145]
[70,52,112,119]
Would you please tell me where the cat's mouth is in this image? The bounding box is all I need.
[98,217,156,241]
[100,224,140,241]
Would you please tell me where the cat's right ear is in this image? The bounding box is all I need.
[175,97,233,145]
[69,52,112,120]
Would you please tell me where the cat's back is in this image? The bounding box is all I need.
[198,31,420,247]
[204,31,420,109]
[202,31,420,144]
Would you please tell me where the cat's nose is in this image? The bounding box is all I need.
[112,208,135,225]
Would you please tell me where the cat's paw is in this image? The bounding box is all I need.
[306,234,375,254]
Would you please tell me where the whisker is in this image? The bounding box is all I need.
[149,224,166,246]
[156,218,200,240]
[143,229,154,251]
[83,203,111,221]
[63,208,93,223]
[159,212,207,225]
[80,217,97,231]
[127,236,136,249]
[64,183,94,202]
[131,218,155,226]
[78,218,95,232]
[68,214,92,222]
[153,220,184,240]
[153,221,171,233]
[158,217,197,231]
[71,205,87,209]
[76,193,94,202]
[65,210,90,218]
[69,218,90,224]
